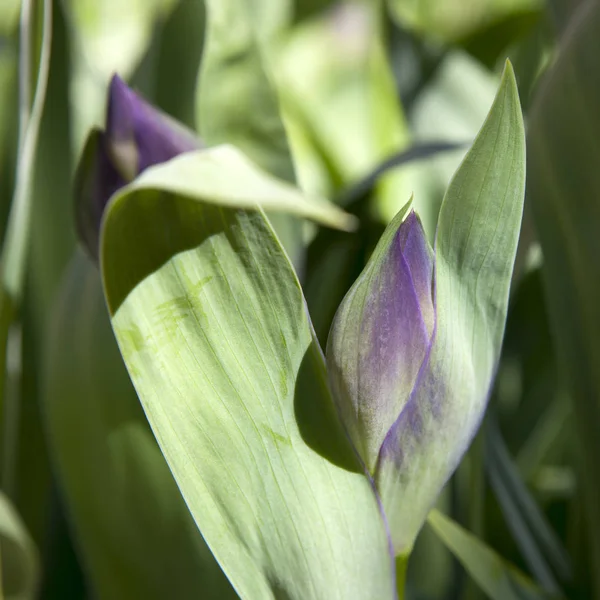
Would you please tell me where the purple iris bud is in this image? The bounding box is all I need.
[74,75,202,261]
[328,207,447,554]
[327,209,434,475]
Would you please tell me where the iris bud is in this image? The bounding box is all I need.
[327,208,434,475]
[74,75,202,260]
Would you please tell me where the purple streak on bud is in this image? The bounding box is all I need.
[397,212,434,337]
[326,209,434,473]
[74,75,202,261]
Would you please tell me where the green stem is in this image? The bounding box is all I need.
[395,554,409,599]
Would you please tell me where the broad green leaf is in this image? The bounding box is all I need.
[101,192,395,599]
[0,492,38,600]
[428,510,555,600]
[44,251,236,599]
[375,62,526,554]
[62,0,180,153]
[527,2,600,595]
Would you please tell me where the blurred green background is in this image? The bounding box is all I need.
[0,0,598,598]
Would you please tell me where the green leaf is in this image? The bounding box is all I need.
[275,3,410,205]
[45,251,236,599]
[0,0,51,484]
[1,0,51,303]
[196,0,294,181]
[110,145,356,236]
[387,0,542,43]
[428,510,556,600]
[101,191,395,598]
[62,0,180,153]
[196,0,306,268]
[527,2,600,595]
[486,418,571,592]
[0,492,38,600]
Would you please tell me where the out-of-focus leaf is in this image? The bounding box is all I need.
[486,419,572,592]
[196,0,306,270]
[336,141,467,208]
[153,0,205,128]
[387,0,542,44]
[62,0,180,153]
[0,33,18,229]
[1,0,51,303]
[101,193,395,599]
[0,1,21,34]
[276,2,410,206]
[546,0,585,36]
[527,1,600,595]
[0,492,38,600]
[197,0,294,182]
[428,510,556,600]
[0,0,51,483]
[18,0,73,544]
[394,51,498,239]
[45,250,236,599]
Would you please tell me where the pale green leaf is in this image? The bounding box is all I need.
[111,145,357,233]
[428,510,555,600]
[0,492,38,600]
[527,1,600,595]
[101,191,395,599]
[44,251,236,599]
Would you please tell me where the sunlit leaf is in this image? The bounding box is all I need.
[45,251,236,599]
[110,145,356,233]
[101,189,395,599]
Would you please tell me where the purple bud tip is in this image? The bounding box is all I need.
[74,74,204,261]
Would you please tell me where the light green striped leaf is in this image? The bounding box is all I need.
[100,189,394,599]
[45,251,236,599]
